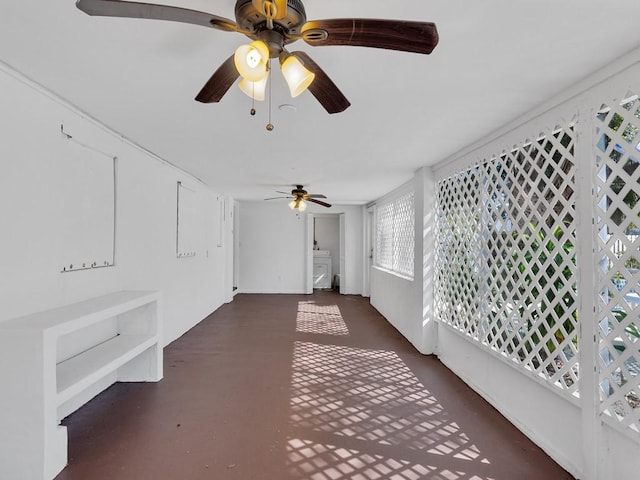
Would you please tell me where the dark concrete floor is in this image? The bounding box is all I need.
[55,291,574,480]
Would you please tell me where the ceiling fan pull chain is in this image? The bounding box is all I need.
[250,81,256,116]
[266,59,274,131]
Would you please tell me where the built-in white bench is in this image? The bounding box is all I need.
[0,290,163,480]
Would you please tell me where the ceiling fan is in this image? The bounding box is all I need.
[75,0,439,115]
[265,185,331,211]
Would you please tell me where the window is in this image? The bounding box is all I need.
[375,189,415,278]
[435,123,580,397]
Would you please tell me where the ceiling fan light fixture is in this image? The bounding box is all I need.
[76,0,439,115]
[288,197,307,211]
[280,54,315,98]
[234,41,269,82]
[238,73,269,101]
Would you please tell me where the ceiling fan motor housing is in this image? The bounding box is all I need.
[292,185,307,197]
[235,0,307,42]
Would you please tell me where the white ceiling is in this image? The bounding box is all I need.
[2,1,640,204]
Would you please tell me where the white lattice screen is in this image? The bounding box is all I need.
[375,190,415,278]
[594,90,640,433]
[435,123,580,398]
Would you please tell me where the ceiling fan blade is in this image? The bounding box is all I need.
[301,19,439,54]
[75,0,238,32]
[264,196,292,201]
[291,51,350,114]
[306,194,327,199]
[195,55,239,103]
[307,198,332,208]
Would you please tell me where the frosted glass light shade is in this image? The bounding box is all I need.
[238,73,269,101]
[288,198,307,211]
[280,55,315,97]
[234,41,269,82]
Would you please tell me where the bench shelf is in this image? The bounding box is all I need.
[0,290,163,480]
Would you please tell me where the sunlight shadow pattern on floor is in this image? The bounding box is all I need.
[286,437,494,480]
[296,301,349,336]
[287,437,481,480]
[287,341,492,479]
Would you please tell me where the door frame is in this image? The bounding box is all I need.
[362,206,374,297]
[306,212,344,294]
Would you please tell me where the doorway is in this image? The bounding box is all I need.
[310,214,343,293]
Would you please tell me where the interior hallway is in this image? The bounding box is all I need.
[55,291,574,480]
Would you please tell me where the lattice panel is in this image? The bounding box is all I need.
[375,202,394,272]
[375,190,415,278]
[434,168,484,335]
[436,123,580,397]
[594,91,640,434]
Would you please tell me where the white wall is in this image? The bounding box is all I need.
[370,268,421,342]
[437,327,583,477]
[237,201,364,295]
[370,172,432,353]
[237,201,307,294]
[0,63,232,345]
